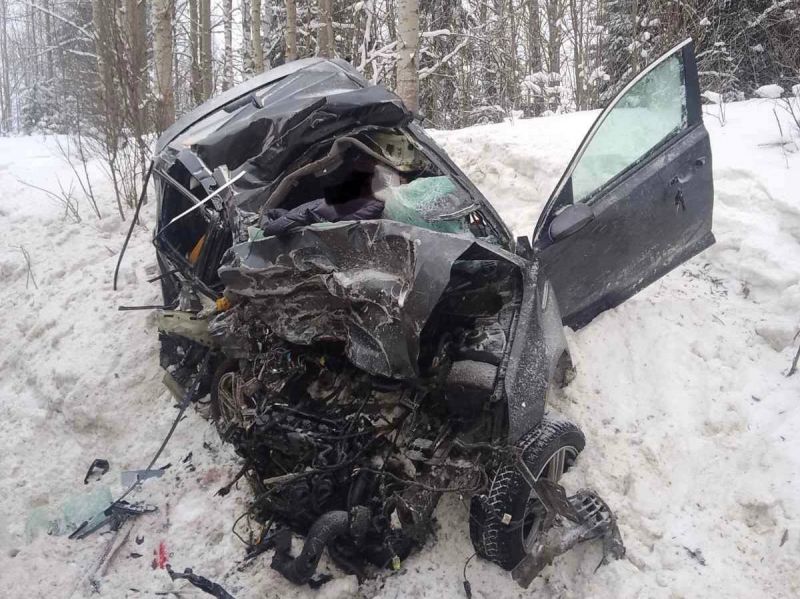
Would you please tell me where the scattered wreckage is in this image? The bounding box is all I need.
[124,38,713,590]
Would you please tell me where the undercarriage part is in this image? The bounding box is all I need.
[395,471,447,545]
[162,369,186,402]
[445,360,498,419]
[511,489,625,588]
[270,508,370,585]
[67,499,158,540]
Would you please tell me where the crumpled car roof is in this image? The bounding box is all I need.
[155,59,412,212]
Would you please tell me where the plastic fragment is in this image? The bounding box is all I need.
[83,459,110,484]
[120,468,165,487]
[216,297,231,312]
[463,579,473,599]
[167,565,237,599]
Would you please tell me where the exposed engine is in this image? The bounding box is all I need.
[190,257,520,584]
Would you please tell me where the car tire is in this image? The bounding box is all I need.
[469,416,585,570]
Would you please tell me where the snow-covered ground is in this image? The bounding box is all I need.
[1,99,799,598]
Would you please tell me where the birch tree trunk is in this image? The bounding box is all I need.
[222,0,233,89]
[252,0,264,72]
[317,0,334,58]
[26,3,38,85]
[242,0,253,75]
[126,0,148,102]
[396,0,419,112]
[199,0,212,98]
[545,0,563,111]
[153,0,175,130]
[546,0,562,74]
[569,0,583,109]
[527,1,542,72]
[189,0,202,103]
[91,0,116,124]
[43,0,53,81]
[91,0,126,219]
[285,0,298,61]
[0,0,10,132]
[527,0,545,114]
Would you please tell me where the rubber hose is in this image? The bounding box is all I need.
[271,511,350,584]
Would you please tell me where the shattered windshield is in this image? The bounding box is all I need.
[377,175,478,234]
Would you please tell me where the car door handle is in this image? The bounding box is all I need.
[674,188,686,212]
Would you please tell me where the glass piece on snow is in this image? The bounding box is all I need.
[571,54,688,203]
[25,486,113,541]
[378,176,477,233]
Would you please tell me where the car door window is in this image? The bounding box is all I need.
[571,54,687,203]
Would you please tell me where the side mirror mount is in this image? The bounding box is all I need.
[515,235,533,259]
[549,203,595,241]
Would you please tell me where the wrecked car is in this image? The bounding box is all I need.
[147,38,713,587]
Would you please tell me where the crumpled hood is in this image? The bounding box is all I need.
[214,220,522,379]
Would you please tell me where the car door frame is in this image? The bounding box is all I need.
[531,38,714,328]
[533,38,703,240]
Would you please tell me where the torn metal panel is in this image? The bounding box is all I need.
[156,61,411,215]
[510,485,625,588]
[156,310,215,346]
[157,58,367,154]
[216,220,522,379]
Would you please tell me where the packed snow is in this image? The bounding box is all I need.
[1,98,799,598]
[755,84,785,99]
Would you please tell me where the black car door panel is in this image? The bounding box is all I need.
[533,39,714,328]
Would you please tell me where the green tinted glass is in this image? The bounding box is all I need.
[571,54,687,203]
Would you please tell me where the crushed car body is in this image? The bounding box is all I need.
[146,39,713,588]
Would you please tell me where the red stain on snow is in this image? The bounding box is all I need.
[152,541,169,569]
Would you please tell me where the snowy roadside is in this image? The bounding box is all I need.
[0,99,799,598]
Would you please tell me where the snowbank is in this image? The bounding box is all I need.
[1,100,799,598]
[755,84,784,99]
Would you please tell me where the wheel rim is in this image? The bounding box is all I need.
[522,445,579,550]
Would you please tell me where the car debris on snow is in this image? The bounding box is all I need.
[83,458,110,485]
[166,565,237,599]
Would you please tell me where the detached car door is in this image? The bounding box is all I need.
[533,39,714,328]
